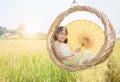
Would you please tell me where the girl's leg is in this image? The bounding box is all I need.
[62,51,85,66]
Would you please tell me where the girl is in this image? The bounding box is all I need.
[53,26,95,66]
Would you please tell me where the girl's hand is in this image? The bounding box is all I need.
[75,48,81,53]
[72,48,81,56]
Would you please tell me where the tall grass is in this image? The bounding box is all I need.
[0,40,119,82]
[106,40,120,82]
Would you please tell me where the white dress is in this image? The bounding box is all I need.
[59,42,96,66]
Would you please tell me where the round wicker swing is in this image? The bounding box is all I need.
[47,6,116,72]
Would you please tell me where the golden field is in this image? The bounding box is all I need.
[0,40,120,82]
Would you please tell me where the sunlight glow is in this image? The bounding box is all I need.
[25,27,37,35]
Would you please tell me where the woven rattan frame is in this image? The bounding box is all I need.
[47,6,116,72]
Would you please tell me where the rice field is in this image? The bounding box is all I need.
[0,40,120,82]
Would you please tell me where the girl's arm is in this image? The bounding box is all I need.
[53,41,77,60]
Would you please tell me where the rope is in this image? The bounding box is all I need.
[71,0,78,6]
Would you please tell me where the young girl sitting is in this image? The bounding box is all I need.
[53,26,95,66]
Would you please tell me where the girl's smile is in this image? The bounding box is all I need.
[54,26,68,43]
[57,29,67,42]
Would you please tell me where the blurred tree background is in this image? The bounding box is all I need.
[0,24,47,40]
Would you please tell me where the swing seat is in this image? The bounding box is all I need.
[47,6,116,71]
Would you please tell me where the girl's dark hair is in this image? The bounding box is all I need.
[54,26,68,43]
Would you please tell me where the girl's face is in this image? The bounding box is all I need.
[56,29,67,42]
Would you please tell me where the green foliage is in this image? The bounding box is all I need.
[106,40,120,82]
[0,26,7,36]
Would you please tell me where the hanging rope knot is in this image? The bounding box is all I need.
[72,0,78,6]
[73,0,76,4]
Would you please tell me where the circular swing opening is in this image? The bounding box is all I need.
[47,6,116,71]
